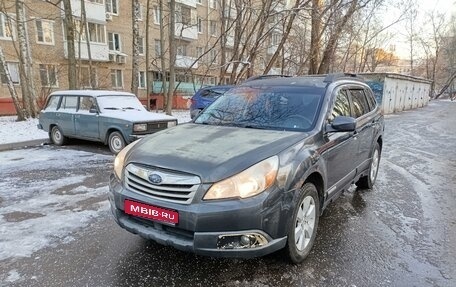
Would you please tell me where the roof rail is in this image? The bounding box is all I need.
[323,73,364,83]
[243,74,292,82]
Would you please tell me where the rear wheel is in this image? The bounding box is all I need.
[357,142,381,189]
[285,183,320,263]
[50,126,67,146]
[108,131,126,154]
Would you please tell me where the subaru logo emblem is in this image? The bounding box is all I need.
[149,173,162,184]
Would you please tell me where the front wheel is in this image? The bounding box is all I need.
[356,142,381,189]
[285,183,320,263]
[108,131,126,154]
[50,126,67,146]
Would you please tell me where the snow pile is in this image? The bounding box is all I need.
[0,110,191,145]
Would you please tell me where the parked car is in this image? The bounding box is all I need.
[109,74,384,263]
[38,90,177,154]
[189,85,234,119]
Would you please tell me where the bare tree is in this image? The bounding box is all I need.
[131,0,140,95]
[62,0,77,89]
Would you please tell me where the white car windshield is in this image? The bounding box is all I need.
[97,95,145,111]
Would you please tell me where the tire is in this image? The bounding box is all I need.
[285,182,320,264]
[50,126,67,146]
[108,131,126,154]
[357,142,381,189]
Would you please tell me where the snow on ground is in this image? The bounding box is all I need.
[0,110,191,145]
[0,147,113,261]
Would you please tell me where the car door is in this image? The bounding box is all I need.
[348,88,375,172]
[74,96,100,139]
[321,88,358,197]
[56,95,77,136]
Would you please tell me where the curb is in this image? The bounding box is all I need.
[0,138,50,152]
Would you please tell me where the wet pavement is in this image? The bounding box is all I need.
[1,101,455,286]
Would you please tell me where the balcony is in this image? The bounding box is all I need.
[175,24,198,41]
[175,55,198,69]
[175,0,197,8]
[69,0,105,22]
[64,42,110,62]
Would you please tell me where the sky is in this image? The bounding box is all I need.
[384,0,456,59]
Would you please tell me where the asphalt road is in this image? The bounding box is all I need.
[1,101,455,287]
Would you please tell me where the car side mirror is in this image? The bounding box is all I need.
[327,116,356,132]
[89,107,98,114]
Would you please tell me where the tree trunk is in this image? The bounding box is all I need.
[62,0,77,89]
[131,0,140,95]
[166,0,176,115]
[308,0,322,74]
[81,0,96,89]
[16,0,37,118]
[0,47,26,121]
[145,0,151,110]
[317,0,358,74]
[159,0,167,111]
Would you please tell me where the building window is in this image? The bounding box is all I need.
[271,33,280,46]
[197,17,203,33]
[210,0,217,9]
[1,62,20,85]
[209,20,217,36]
[154,39,161,57]
[108,32,121,51]
[153,6,160,24]
[35,19,54,45]
[89,0,103,3]
[210,49,217,63]
[196,47,203,58]
[111,69,123,88]
[106,0,118,14]
[178,5,191,26]
[39,64,58,87]
[138,37,144,55]
[0,13,15,40]
[177,46,187,56]
[138,71,146,89]
[88,23,105,43]
[137,4,144,21]
[78,67,97,88]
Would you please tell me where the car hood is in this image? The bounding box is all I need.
[126,123,308,183]
[101,110,176,122]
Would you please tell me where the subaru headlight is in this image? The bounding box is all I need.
[133,123,147,132]
[204,156,279,200]
[114,140,141,179]
[167,120,177,127]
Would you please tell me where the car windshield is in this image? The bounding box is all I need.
[194,86,324,131]
[96,95,145,111]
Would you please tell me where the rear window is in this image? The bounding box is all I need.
[59,96,78,111]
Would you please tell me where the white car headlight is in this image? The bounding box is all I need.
[133,123,147,132]
[204,156,279,200]
[114,140,141,179]
[167,121,177,127]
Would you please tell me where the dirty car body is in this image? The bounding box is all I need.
[38,90,177,154]
[109,74,384,262]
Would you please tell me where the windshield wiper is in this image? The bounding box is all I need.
[122,107,137,110]
[104,107,120,110]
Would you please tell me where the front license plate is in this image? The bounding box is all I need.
[124,199,179,224]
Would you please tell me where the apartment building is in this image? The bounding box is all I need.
[0,0,293,115]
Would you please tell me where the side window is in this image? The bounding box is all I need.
[329,89,351,122]
[79,96,96,112]
[45,95,60,110]
[364,88,377,111]
[349,89,370,118]
[59,96,78,111]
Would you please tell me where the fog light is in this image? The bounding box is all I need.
[240,235,251,246]
[217,233,269,249]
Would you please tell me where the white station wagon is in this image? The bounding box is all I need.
[38,90,177,154]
